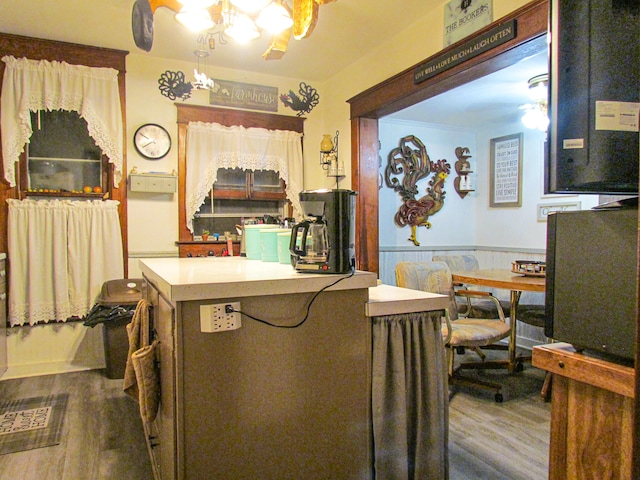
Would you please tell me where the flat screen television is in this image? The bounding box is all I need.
[545,206,638,362]
[546,0,639,194]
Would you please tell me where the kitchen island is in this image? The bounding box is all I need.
[139,257,448,479]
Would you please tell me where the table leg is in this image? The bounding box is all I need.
[509,290,522,372]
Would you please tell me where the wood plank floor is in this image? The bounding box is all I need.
[448,355,551,480]
[0,362,550,480]
[0,370,153,480]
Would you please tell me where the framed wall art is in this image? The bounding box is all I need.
[489,132,523,207]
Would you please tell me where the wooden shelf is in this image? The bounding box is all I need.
[22,191,109,200]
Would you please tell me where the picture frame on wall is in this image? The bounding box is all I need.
[490,132,523,207]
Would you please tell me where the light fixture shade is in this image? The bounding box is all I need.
[230,0,271,13]
[175,7,215,32]
[178,0,218,8]
[225,12,260,42]
[521,107,549,131]
[255,2,293,34]
[527,73,549,102]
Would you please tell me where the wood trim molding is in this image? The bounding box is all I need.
[347,0,548,278]
[0,32,129,273]
[347,0,548,119]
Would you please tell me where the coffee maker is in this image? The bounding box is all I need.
[289,189,356,274]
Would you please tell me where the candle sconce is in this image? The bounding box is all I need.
[453,146,475,199]
[320,130,344,187]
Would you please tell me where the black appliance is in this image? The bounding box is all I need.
[545,206,638,362]
[289,189,356,274]
[546,0,639,194]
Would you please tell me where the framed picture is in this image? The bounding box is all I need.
[490,133,523,207]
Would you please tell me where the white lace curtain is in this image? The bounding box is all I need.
[0,55,124,187]
[7,199,124,327]
[185,121,304,233]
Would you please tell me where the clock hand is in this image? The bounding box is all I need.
[141,140,157,147]
[139,132,151,140]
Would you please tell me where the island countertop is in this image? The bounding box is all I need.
[139,256,378,302]
[366,284,449,317]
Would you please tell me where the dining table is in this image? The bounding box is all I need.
[451,269,546,372]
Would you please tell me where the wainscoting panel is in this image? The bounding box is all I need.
[2,322,105,380]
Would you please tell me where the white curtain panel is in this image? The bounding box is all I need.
[184,121,304,233]
[0,55,124,187]
[7,199,124,326]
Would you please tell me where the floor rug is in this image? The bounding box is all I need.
[0,393,69,455]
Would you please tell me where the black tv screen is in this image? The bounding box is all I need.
[546,0,640,194]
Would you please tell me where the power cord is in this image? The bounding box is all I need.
[229,266,356,329]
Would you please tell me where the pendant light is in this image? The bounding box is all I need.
[256,1,293,34]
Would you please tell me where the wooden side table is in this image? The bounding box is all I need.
[533,343,634,480]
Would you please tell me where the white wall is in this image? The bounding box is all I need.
[379,118,478,248]
[379,118,601,253]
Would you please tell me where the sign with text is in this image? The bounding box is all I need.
[490,133,523,208]
[444,0,493,47]
[209,79,278,112]
[414,19,516,84]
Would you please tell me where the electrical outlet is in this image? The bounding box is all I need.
[200,302,241,333]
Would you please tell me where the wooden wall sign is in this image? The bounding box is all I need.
[414,18,516,84]
[209,79,278,112]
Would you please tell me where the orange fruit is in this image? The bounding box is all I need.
[83,185,92,194]
[93,186,103,193]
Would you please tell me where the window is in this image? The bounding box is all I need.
[23,110,107,194]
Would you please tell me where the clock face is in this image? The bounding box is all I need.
[134,123,171,160]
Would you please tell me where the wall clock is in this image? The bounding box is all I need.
[133,123,171,160]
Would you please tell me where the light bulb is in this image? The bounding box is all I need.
[175,7,215,32]
[256,2,293,34]
[225,12,260,42]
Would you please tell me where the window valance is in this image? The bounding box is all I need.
[185,121,304,233]
[1,55,124,187]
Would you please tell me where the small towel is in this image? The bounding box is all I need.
[132,340,160,423]
[123,298,160,423]
[123,299,149,400]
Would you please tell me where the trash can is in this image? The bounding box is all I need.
[83,279,147,379]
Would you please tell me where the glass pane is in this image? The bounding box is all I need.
[215,168,246,191]
[27,110,103,192]
[195,191,214,215]
[253,170,283,191]
[213,199,283,215]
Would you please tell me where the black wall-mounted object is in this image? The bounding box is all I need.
[545,206,638,363]
[546,0,640,194]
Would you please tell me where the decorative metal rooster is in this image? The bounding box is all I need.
[384,135,451,246]
[280,82,320,116]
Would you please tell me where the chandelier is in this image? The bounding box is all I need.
[520,73,549,132]
[175,0,294,43]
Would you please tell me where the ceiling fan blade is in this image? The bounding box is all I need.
[132,0,154,52]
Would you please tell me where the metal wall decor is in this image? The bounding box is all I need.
[453,146,474,198]
[158,70,193,101]
[280,82,319,116]
[384,135,451,246]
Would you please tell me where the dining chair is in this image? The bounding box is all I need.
[396,261,511,402]
[432,254,512,318]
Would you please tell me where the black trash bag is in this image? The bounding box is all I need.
[82,303,137,328]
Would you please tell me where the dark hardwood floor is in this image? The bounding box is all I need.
[0,359,550,480]
[0,370,153,480]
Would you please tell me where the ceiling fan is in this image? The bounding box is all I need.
[131,0,335,59]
